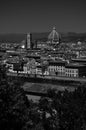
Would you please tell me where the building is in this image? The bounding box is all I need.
[71,58,86,64]
[36,41,48,49]
[48,27,60,44]
[65,63,86,78]
[48,60,66,76]
[36,65,42,75]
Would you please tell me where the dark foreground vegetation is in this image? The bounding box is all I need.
[1,64,86,130]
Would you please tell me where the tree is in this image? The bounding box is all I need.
[41,60,48,76]
[38,96,59,130]
[0,64,30,130]
[13,62,23,75]
[38,87,86,130]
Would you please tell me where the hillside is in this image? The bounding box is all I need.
[0,32,86,43]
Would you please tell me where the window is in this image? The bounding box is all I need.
[71,74,74,77]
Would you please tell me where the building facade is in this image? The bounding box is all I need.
[48,60,66,76]
[65,63,86,78]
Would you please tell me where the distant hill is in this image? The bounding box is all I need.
[0,32,86,43]
[0,32,49,43]
[0,33,26,43]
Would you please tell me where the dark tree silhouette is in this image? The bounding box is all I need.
[0,64,30,130]
[38,86,86,130]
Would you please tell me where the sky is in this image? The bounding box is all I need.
[0,0,86,33]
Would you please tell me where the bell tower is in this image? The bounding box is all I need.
[25,33,32,49]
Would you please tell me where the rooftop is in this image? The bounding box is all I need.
[66,63,86,68]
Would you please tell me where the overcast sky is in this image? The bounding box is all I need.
[0,0,86,33]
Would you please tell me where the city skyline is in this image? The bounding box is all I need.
[0,0,86,33]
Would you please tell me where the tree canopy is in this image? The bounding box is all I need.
[1,64,86,130]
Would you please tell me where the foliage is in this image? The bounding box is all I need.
[38,86,86,130]
[0,64,30,130]
[1,64,86,130]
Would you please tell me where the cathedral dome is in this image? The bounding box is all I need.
[48,27,59,42]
